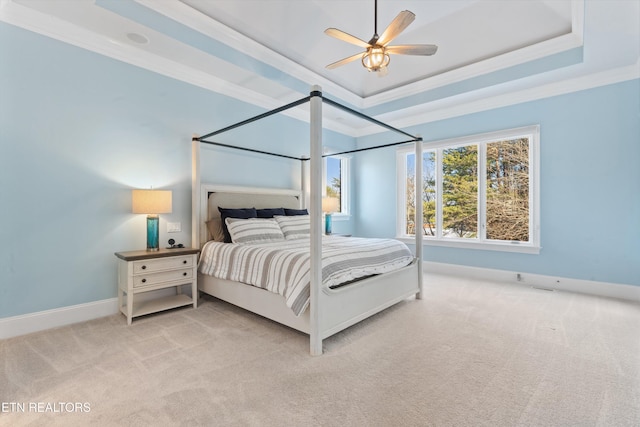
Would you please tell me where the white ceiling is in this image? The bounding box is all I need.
[2,0,639,136]
[183,0,574,97]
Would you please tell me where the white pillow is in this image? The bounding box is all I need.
[275,215,310,240]
[225,218,285,244]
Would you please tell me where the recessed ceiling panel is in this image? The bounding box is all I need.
[181,0,573,97]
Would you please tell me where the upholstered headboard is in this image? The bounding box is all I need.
[196,184,303,247]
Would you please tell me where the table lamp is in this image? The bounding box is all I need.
[132,189,172,251]
[321,197,339,235]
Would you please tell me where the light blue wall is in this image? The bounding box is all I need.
[0,23,354,318]
[354,79,640,286]
[2,21,637,320]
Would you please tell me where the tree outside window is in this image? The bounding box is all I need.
[399,126,539,252]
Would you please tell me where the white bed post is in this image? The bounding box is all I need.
[192,136,201,249]
[415,136,424,299]
[309,85,323,356]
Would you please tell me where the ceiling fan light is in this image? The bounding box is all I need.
[362,46,390,72]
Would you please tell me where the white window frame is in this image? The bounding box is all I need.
[397,125,540,254]
[323,155,350,219]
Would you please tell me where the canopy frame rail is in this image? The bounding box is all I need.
[195,139,308,161]
[192,90,423,160]
[192,138,421,161]
[197,96,312,141]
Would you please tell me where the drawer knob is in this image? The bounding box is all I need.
[183,260,187,264]
[141,265,147,270]
[141,278,147,283]
[183,272,187,276]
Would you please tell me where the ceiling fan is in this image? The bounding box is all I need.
[325,0,437,75]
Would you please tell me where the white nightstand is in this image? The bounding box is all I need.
[115,248,199,325]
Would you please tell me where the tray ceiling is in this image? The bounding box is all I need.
[2,0,638,135]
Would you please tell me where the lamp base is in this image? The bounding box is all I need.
[325,213,332,235]
[146,215,160,251]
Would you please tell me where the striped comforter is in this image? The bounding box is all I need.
[198,236,414,316]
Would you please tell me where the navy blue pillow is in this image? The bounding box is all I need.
[284,208,308,216]
[218,207,257,243]
[257,207,285,218]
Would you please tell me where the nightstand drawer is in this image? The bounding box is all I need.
[133,268,193,287]
[133,255,194,274]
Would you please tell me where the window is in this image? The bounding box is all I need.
[397,126,539,253]
[324,156,349,216]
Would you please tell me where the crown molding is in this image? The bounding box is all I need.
[3,0,633,139]
[136,0,363,108]
[141,0,586,112]
[362,33,584,109]
[0,0,357,135]
[354,62,640,137]
[363,1,585,108]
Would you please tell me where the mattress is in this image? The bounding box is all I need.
[198,236,414,316]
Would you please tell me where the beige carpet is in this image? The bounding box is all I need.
[1,273,639,426]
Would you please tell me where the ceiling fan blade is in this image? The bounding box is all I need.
[326,52,364,69]
[377,10,415,46]
[386,44,438,56]
[324,28,371,48]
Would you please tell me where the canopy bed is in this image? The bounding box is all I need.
[192,86,424,355]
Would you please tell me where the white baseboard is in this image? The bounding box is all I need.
[0,298,119,340]
[3,266,637,340]
[0,287,192,340]
[424,261,640,303]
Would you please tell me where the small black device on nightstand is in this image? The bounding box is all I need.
[167,238,184,249]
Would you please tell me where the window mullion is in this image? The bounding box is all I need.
[435,148,443,238]
[397,151,409,237]
[479,143,487,241]
[530,132,539,247]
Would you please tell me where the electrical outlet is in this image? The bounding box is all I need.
[167,222,181,233]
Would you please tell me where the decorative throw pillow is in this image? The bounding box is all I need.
[275,215,310,240]
[284,208,308,216]
[218,207,257,243]
[256,207,286,218]
[225,218,285,244]
[205,218,225,242]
